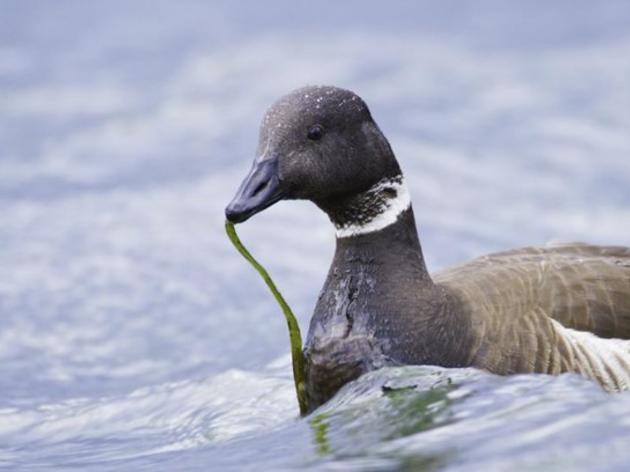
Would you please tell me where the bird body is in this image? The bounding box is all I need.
[226,85,630,412]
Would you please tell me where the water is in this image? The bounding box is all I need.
[1,1,630,470]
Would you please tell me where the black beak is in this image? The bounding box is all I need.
[225,157,284,223]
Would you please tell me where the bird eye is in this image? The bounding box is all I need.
[307,124,324,141]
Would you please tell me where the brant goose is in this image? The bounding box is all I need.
[226,85,630,412]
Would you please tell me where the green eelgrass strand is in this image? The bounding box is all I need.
[225,220,308,415]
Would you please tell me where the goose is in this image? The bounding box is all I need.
[225,85,630,412]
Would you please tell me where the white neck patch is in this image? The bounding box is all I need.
[335,177,411,238]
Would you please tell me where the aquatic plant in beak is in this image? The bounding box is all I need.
[224,221,308,415]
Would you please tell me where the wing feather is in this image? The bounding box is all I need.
[436,243,630,340]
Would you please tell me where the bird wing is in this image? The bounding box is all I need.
[435,242,630,340]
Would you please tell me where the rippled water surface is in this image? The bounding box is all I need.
[2,1,630,470]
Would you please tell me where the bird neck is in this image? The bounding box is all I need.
[318,174,431,283]
[332,206,432,285]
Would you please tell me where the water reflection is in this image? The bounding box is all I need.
[311,413,331,455]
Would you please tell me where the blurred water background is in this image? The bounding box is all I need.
[1,1,630,470]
